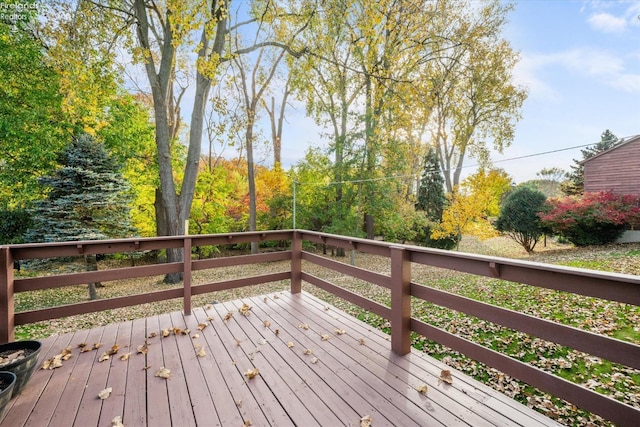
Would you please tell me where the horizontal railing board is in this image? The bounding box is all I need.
[410,318,640,427]
[191,272,291,296]
[300,272,391,320]
[410,250,640,306]
[410,283,640,370]
[301,251,391,289]
[14,287,184,325]
[299,231,391,257]
[14,263,182,292]
[192,251,290,270]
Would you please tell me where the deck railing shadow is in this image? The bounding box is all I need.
[1,230,639,425]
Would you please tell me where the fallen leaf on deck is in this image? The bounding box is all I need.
[324,305,329,311]
[162,329,171,337]
[60,348,73,361]
[240,303,252,316]
[99,352,110,362]
[206,316,215,321]
[311,357,318,364]
[334,328,346,335]
[77,342,87,349]
[274,329,280,336]
[192,333,200,339]
[137,344,148,354]
[224,312,234,323]
[148,332,157,338]
[287,342,294,348]
[197,323,208,331]
[263,320,271,328]
[359,339,366,346]
[263,297,268,303]
[235,338,242,346]
[173,327,184,335]
[298,323,309,330]
[111,416,124,427]
[80,346,93,353]
[244,367,259,380]
[417,384,429,395]
[360,415,372,427]
[236,399,242,408]
[107,345,119,355]
[321,334,330,341]
[273,295,279,299]
[98,387,112,400]
[143,365,151,370]
[41,354,64,370]
[93,342,102,350]
[243,420,252,427]
[155,367,171,379]
[303,348,313,355]
[119,352,132,361]
[204,304,213,310]
[439,370,453,385]
[195,346,206,358]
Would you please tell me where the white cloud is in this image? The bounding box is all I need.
[587,12,627,33]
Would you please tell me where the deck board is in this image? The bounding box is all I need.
[0,291,561,427]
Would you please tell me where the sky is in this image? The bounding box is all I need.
[277,0,640,184]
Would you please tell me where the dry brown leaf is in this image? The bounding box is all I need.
[162,329,171,337]
[80,346,93,353]
[323,305,330,311]
[107,345,119,356]
[263,297,268,303]
[224,312,234,323]
[41,354,64,370]
[119,352,132,361]
[173,327,184,335]
[148,332,157,338]
[197,323,208,331]
[192,333,200,339]
[334,328,346,335]
[181,328,191,335]
[60,348,73,361]
[273,295,279,299]
[111,416,124,427]
[236,399,242,408]
[244,367,259,380]
[263,320,271,328]
[93,342,102,350]
[77,342,87,349]
[358,339,366,346]
[196,347,206,358]
[206,316,215,322]
[239,303,252,316]
[98,387,112,400]
[287,341,294,348]
[321,334,330,341]
[99,352,110,362]
[417,384,429,395]
[243,420,252,427]
[137,344,148,354]
[311,357,319,364]
[360,415,372,427]
[440,370,453,385]
[303,348,313,355]
[204,304,213,310]
[274,329,280,336]
[297,323,309,330]
[155,367,171,379]
[235,338,242,346]
[143,365,151,370]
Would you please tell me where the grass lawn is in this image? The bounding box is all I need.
[13,236,640,426]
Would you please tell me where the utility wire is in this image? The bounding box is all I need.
[294,135,639,187]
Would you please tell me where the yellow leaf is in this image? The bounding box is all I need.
[334,329,346,335]
[321,334,330,341]
[107,345,119,355]
[311,357,319,364]
[244,368,259,380]
[240,303,252,316]
[197,323,208,331]
[98,387,112,400]
[155,367,171,379]
[417,384,428,395]
[303,349,313,355]
[360,415,372,427]
[287,342,295,348]
[99,352,110,362]
[224,312,234,323]
[243,420,252,427]
[111,416,124,427]
[119,352,132,361]
[439,370,453,385]
[148,332,157,338]
[162,329,171,337]
[137,344,148,354]
[196,346,206,358]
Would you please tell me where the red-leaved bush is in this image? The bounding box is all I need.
[539,191,640,246]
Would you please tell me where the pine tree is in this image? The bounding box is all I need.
[562,130,619,196]
[416,147,446,222]
[25,134,135,243]
[25,134,136,299]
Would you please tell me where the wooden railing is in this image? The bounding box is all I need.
[1,230,639,425]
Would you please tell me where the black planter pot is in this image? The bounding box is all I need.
[0,340,42,398]
[0,371,16,420]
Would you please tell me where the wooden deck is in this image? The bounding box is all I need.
[0,292,560,427]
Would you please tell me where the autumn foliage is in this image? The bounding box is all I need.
[539,191,640,246]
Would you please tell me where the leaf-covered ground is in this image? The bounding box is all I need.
[14,237,640,426]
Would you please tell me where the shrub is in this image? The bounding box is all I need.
[413,214,459,250]
[539,191,640,246]
[0,209,32,244]
[495,186,547,253]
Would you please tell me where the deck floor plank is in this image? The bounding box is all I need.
[0,291,561,427]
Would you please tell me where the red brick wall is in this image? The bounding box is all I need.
[583,137,640,197]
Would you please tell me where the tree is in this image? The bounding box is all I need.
[529,167,567,198]
[495,186,547,253]
[562,130,620,196]
[25,134,135,299]
[416,147,445,222]
[0,10,66,208]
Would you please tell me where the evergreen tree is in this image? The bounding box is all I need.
[562,130,619,196]
[416,147,446,222]
[495,186,547,253]
[25,134,135,243]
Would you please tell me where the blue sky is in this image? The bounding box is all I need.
[279,0,640,184]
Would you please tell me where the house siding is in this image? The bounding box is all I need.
[583,136,640,197]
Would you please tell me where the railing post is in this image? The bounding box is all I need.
[0,247,15,343]
[291,231,302,294]
[183,237,192,315]
[390,246,411,355]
